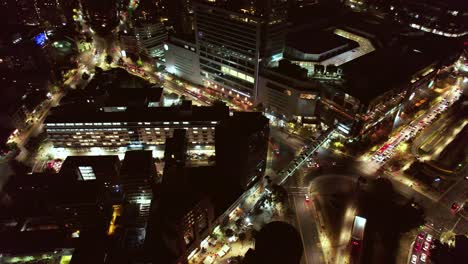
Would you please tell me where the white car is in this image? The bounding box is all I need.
[423,241,430,251]
[411,254,418,264]
[420,253,427,262]
[426,234,433,243]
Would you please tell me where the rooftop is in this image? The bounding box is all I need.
[45,101,230,124]
[286,30,354,55]
[341,44,436,104]
[121,150,155,179]
[60,155,121,183]
[52,181,102,205]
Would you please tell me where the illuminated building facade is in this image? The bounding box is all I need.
[258,62,320,122]
[44,102,229,150]
[194,0,288,103]
[397,0,468,38]
[164,36,202,85]
[120,151,156,227]
[134,21,168,58]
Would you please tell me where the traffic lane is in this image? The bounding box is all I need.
[370,86,461,166]
[386,174,466,233]
[163,81,211,106]
[292,195,324,264]
[270,128,306,172]
[270,127,306,151]
[437,176,468,228]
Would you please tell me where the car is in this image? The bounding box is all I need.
[305,195,310,203]
[414,241,422,251]
[423,241,430,251]
[417,232,426,239]
[411,254,418,264]
[426,234,433,243]
[451,202,462,214]
[420,253,427,262]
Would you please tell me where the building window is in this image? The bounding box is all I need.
[78,166,96,180]
[300,93,316,100]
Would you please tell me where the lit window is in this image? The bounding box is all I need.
[78,166,96,180]
[300,94,316,100]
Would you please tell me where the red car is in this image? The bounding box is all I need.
[451,202,462,214]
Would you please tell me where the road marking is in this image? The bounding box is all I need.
[293,196,310,264]
[437,175,465,203]
[450,217,461,231]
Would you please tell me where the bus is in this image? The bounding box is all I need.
[350,216,367,263]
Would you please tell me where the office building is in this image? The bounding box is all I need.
[81,0,119,35]
[120,150,156,227]
[284,29,360,75]
[258,60,320,122]
[194,0,288,103]
[60,155,121,183]
[162,0,194,36]
[216,112,270,190]
[0,173,111,264]
[395,0,468,38]
[34,0,67,27]
[164,36,202,85]
[44,101,228,149]
[0,0,39,25]
[147,130,215,264]
[134,21,168,59]
[147,110,270,263]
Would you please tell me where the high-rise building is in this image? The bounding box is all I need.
[120,150,156,227]
[162,0,194,36]
[34,0,67,27]
[134,21,168,58]
[215,112,270,190]
[0,0,39,25]
[194,0,288,103]
[81,0,119,35]
[164,36,202,85]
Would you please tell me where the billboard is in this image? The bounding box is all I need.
[33,32,48,47]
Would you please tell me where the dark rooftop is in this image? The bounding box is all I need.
[287,30,354,55]
[60,155,121,183]
[120,150,154,179]
[45,101,230,123]
[52,181,102,205]
[104,88,163,107]
[341,45,436,104]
